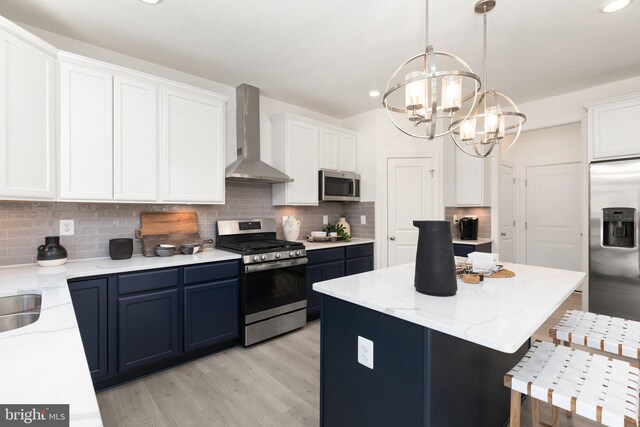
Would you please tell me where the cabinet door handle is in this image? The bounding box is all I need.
[500,232,507,237]
[389,236,396,241]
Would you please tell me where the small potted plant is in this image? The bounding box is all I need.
[323,222,351,242]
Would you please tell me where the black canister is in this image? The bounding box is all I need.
[37,236,68,266]
[109,238,133,260]
[413,220,457,296]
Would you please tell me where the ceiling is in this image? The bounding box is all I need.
[1,0,639,118]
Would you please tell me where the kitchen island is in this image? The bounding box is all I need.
[314,262,586,426]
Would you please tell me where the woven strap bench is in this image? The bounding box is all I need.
[504,340,639,427]
[550,310,640,360]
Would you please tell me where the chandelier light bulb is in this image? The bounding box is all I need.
[442,75,462,112]
[405,71,426,112]
[484,106,499,136]
[460,119,477,142]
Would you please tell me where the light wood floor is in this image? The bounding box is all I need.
[98,292,598,427]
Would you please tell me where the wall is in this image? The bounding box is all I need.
[344,108,445,268]
[0,183,374,266]
[499,122,584,271]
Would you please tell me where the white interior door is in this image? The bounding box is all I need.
[525,162,582,271]
[499,164,516,262]
[387,157,435,266]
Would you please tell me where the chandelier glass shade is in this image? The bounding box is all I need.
[449,0,526,158]
[382,0,482,140]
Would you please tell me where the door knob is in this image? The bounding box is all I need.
[501,232,506,237]
[389,236,396,241]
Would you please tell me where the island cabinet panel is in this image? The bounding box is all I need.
[320,295,529,427]
[184,279,238,352]
[68,278,108,380]
[117,288,181,372]
[321,297,427,426]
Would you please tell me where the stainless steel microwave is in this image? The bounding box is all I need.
[318,170,361,202]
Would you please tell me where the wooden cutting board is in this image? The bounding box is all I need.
[136,212,203,257]
[138,212,199,237]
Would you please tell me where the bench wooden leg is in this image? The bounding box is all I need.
[531,397,540,426]
[510,389,521,427]
[551,406,559,427]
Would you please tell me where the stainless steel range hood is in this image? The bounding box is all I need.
[225,84,293,183]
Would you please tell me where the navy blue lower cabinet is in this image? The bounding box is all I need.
[117,288,181,372]
[306,264,325,317]
[345,244,374,276]
[69,278,108,380]
[453,242,492,257]
[345,257,373,276]
[184,279,238,352]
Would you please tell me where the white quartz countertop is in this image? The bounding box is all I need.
[0,249,241,426]
[313,262,585,353]
[298,237,375,251]
[451,238,493,246]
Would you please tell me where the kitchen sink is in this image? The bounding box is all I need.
[0,294,42,333]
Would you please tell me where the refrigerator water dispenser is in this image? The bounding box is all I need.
[602,207,635,248]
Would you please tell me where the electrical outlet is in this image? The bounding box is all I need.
[323,215,329,225]
[357,336,374,369]
[60,220,74,236]
[360,215,366,225]
[453,214,458,222]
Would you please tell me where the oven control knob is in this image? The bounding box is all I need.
[275,253,281,259]
[261,254,267,260]
[252,256,259,262]
[289,251,295,257]
[295,250,301,256]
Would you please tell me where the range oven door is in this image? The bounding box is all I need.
[243,257,308,325]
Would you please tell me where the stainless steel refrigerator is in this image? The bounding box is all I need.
[590,158,640,321]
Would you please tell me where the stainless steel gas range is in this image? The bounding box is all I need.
[216,219,308,346]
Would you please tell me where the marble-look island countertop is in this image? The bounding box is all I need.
[0,249,241,426]
[451,238,493,246]
[314,262,585,353]
[298,237,375,251]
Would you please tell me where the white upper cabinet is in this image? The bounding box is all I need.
[59,61,114,200]
[588,94,640,161]
[318,126,358,173]
[339,131,357,173]
[455,150,490,207]
[319,127,339,171]
[0,27,56,200]
[162,87,226,204]
[113,76,158,202]
[272,115,319,206]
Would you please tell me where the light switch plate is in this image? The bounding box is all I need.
[360,215,366,225]
[323,215,329,225]
[60,219,74,236]
[358,336,374,369]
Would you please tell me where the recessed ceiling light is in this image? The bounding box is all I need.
[140,0,161,4]
[368,90,381,98]
[601,0,632,13]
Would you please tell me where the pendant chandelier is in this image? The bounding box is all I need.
[382,0,482,140]
[449,0,527,158]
